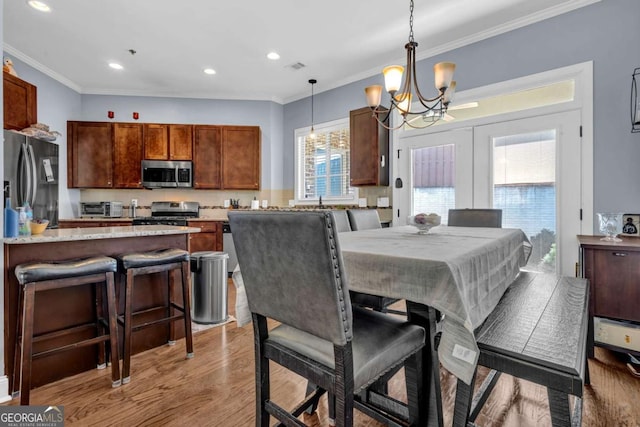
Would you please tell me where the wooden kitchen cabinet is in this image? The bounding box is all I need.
[193,125,222,189]
[67,121,113,188]
[114,123,143,188]
[193,125,260,190]
[3,72,37,131]
[143,124,193,160]
[349,107,389,186]
[188,220,222,253]
[221,126,260,189]
[58,220,132,228]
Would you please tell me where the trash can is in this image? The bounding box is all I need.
[190,251,229,324]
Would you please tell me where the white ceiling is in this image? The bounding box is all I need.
[3,0,597,104]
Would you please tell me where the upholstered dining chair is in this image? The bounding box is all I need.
[229,210,426,427]
[331,210,352,233]
[447,208,503,228]
[346,209,382,231]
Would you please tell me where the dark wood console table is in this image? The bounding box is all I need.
[578,235,640,357]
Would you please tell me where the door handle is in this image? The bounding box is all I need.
[18,142,30,205]
[612,252,627,257]
[27,143,38,207]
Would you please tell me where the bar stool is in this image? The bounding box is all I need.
[116,248,193,384]
[13,256,121,405]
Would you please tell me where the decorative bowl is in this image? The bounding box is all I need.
[29,219,49,235]
[408,213,441,235]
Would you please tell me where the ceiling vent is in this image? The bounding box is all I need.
[288,62,306,71]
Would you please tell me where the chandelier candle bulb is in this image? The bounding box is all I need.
[365,85,383,108]
[434,62,456,91]
[383,65,404,93]
[443,81,457,104]
[396,93,412,115]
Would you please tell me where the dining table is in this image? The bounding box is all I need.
[233,223,531,425]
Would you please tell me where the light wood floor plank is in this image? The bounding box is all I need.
[3,282,639,426]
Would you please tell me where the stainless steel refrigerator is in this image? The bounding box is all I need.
[3,130,59,227]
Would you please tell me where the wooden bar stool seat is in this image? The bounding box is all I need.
[13,256,121,405]
[116,248,193,384]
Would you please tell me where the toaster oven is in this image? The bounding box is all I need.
[80,201,124,218]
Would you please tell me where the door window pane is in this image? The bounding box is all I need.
[412,144,455,219]
[493,130,556,272]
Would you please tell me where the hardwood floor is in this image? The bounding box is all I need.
[4,281,639,426]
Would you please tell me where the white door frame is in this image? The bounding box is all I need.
[473,110,582,276]
[394,128,473,224]
[393,61,594,238]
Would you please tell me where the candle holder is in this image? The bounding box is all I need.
[598,213,623,242]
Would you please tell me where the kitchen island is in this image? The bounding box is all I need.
[3,225,200,393]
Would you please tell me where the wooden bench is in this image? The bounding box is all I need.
[453,272,590,427]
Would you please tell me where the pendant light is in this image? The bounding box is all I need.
[364,0,457,130]
[309,79,317,138]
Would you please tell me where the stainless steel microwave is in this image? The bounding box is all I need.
[80,201,123,218]
[141,160,192,188]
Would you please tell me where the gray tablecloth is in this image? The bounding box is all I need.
[337,225,531,384]
[233,225,531,385]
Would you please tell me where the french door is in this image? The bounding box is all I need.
[395,110,583,276]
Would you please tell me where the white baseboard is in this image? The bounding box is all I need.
[0,376,12,403]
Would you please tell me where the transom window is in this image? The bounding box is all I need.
[294,118,358,205]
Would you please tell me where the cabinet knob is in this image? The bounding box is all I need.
[612,252,627,257]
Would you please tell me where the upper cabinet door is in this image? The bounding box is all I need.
[222,126,260,190]
[67,121,113,188]
[143,123,193,160]
[349,107,389,186]
[143,124,169,160]
[3,72,37,131]
[169,124,193,160]
[114,123,143,188]
[193,125,222,189]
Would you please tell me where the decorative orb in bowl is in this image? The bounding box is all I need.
[408,213,441,235]
[29,219,49,235]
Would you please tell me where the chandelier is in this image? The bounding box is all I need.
[365,0,457,130]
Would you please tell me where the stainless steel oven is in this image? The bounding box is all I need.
[131,201,199,225]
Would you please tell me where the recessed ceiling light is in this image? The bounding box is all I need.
[203,68,216,75]
[267,52,280,61]
[27,1,50,12]
[109,63,124,70]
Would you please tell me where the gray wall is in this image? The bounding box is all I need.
[282,0,640,216]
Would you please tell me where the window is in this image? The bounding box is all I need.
[294,118,358,204]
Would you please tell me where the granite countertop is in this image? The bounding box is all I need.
[60,215,230,222]
[3,225,201,245]
[59,207,393,223]
[59,217,135,222]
